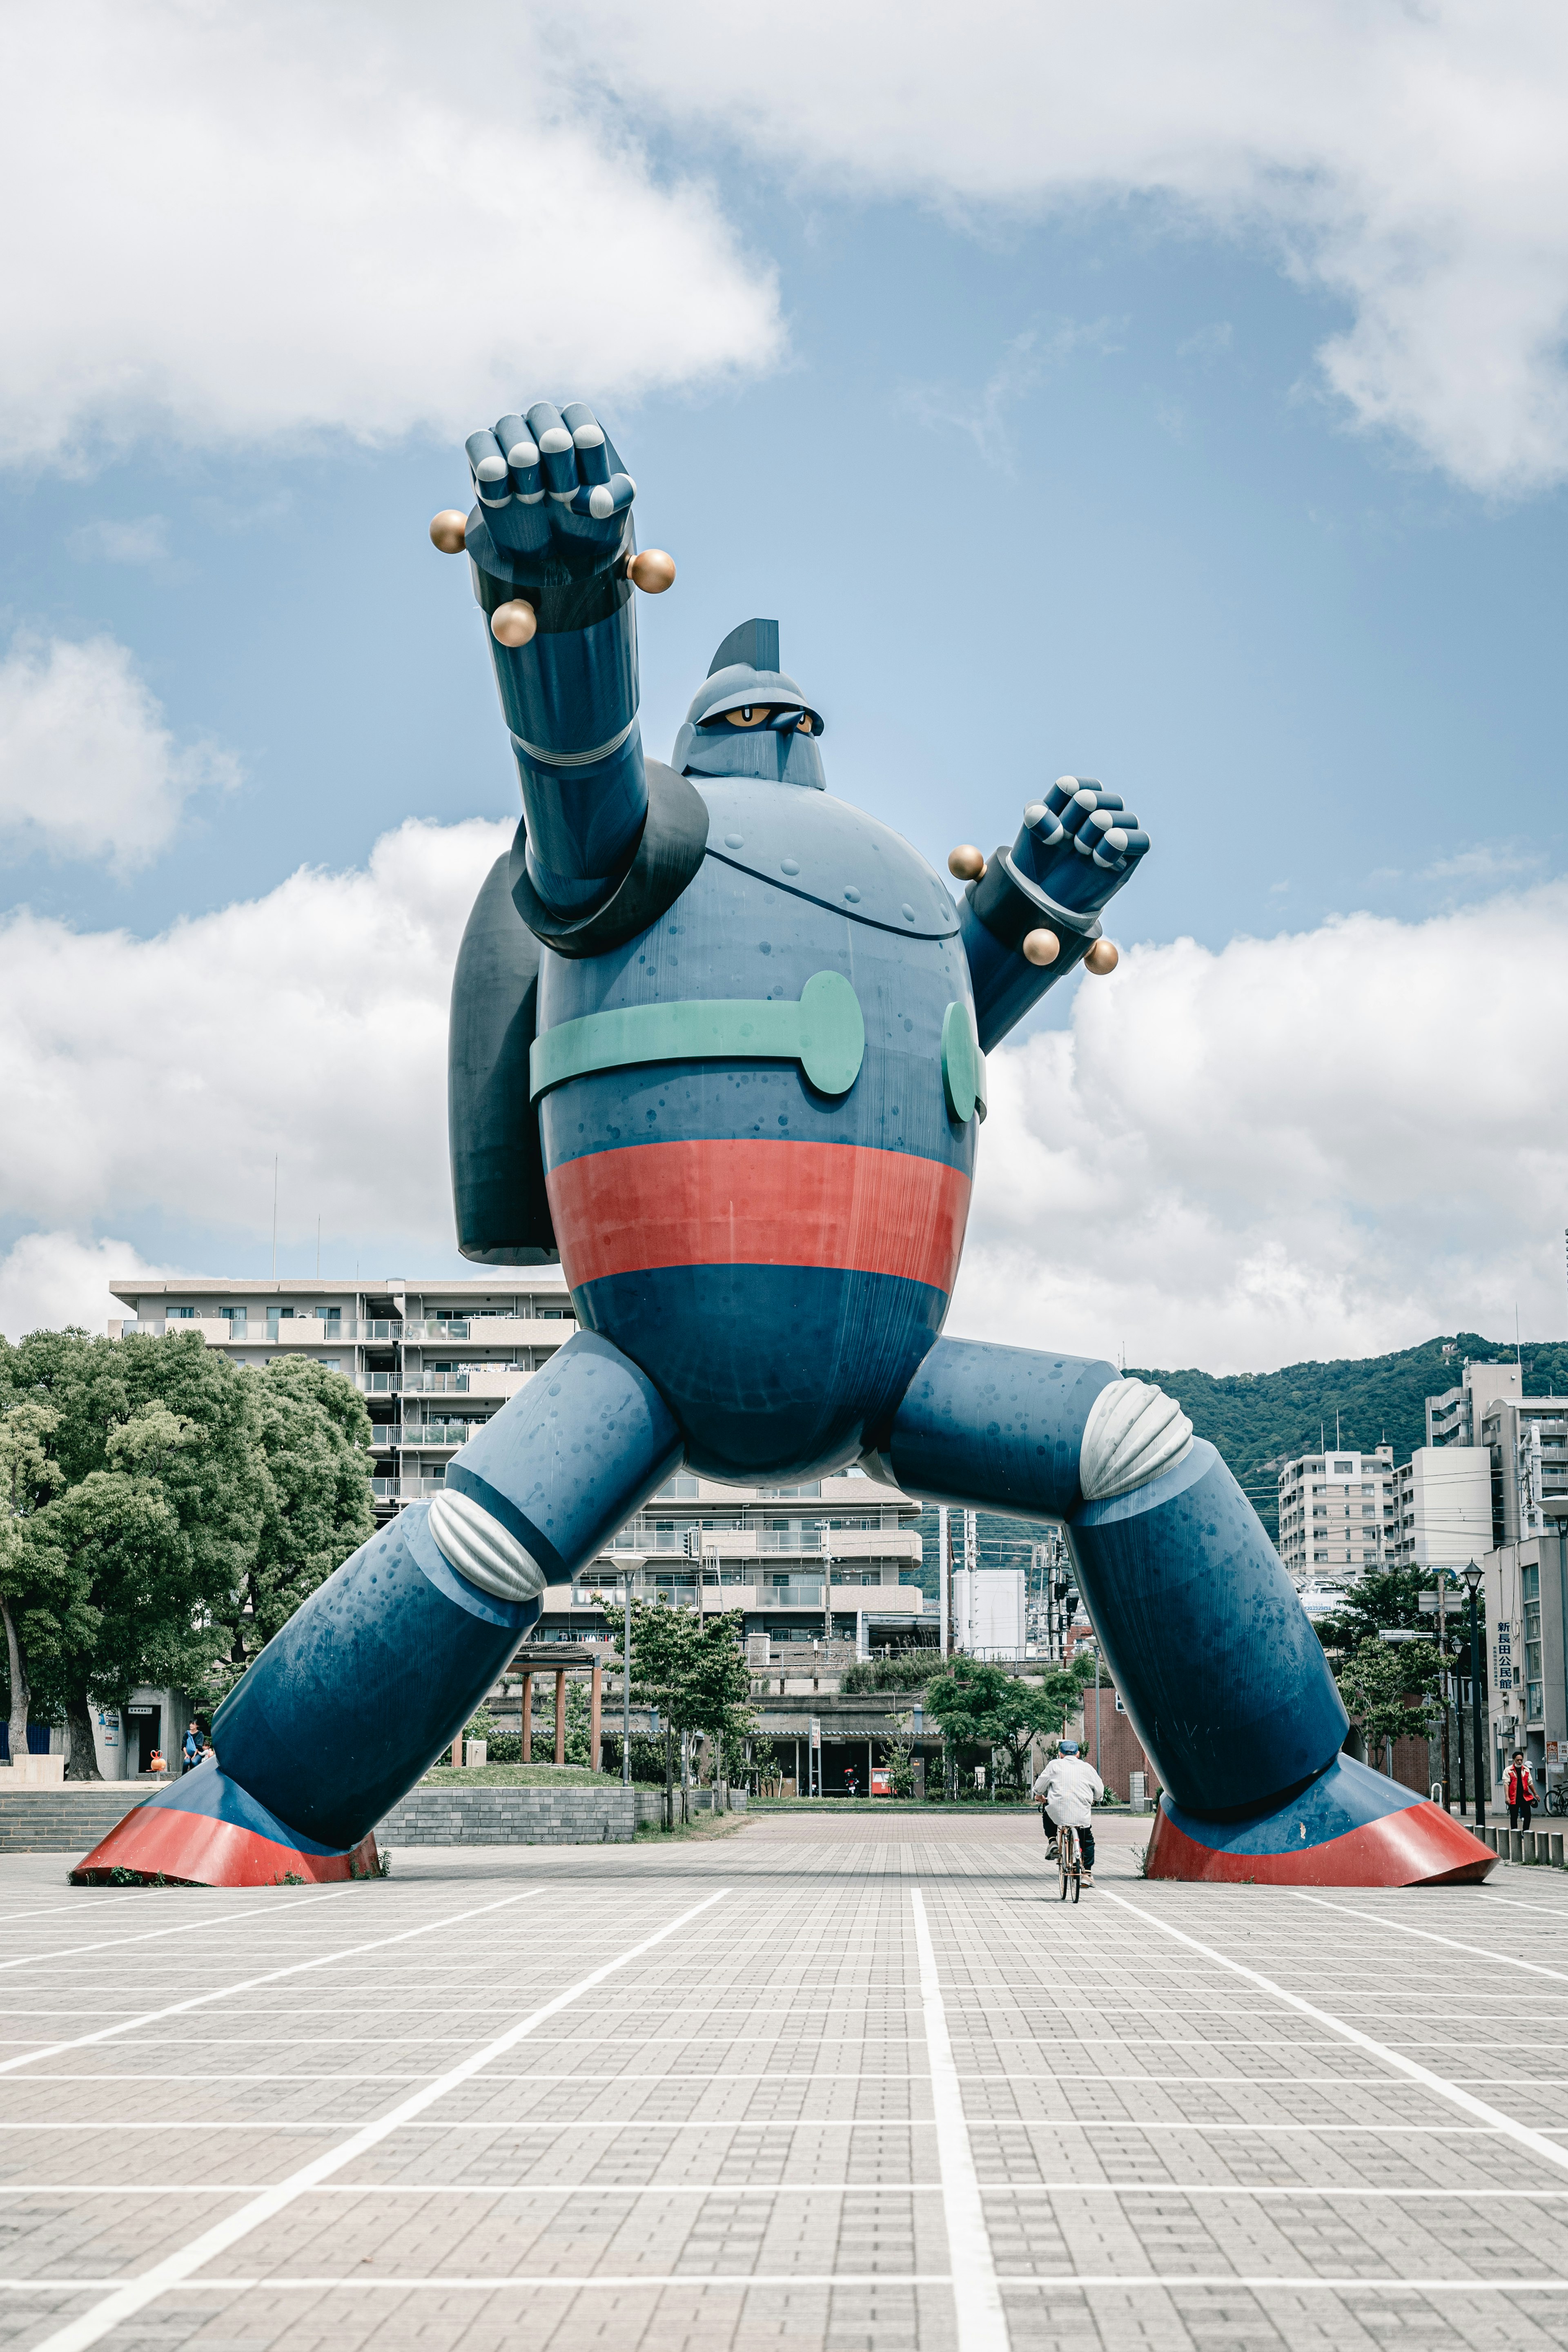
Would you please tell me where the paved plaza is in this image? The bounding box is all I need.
[2,1808,1567,2352]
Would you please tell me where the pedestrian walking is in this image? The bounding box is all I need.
[1507,1750,1537,1832]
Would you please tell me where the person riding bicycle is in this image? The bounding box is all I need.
[1033,1741,1105,1887]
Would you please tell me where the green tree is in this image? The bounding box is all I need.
[1335,1637,1446,1775]
[0,1331,373,1766]
[227,1358,375,1665]
[0,1399,73,1761]
[604,1601,756,1822]
[926,1659,1063,1797]
[1316,1569,1429,1657]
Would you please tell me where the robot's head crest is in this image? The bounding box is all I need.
[673,617,826,790]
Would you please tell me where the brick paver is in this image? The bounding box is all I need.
[1,1806,1565,2351]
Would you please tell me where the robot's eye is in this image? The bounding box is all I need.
[724,706,769,727]
[797,714,813,734]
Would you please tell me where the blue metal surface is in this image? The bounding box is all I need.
[211,1500,538,1850]
[444,1328,682,1580]
[1074,1439,1349,1816]
[872,1337,1117,1518]
[1160,1752,1424,1858]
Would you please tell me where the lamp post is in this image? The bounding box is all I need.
[1465,1560,1486,1837]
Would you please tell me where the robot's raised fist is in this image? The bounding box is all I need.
[463,399,636,580]
[1014,775,1151,920]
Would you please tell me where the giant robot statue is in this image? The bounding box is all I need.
[78,402,1492,1889]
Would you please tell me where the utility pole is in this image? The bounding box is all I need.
[938,1505,950,1659]
[1466,1561,1486,1834]
[621,1567,633,1788]
[1436,1572,1450,1810]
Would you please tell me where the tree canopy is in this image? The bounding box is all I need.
[0,1328,374,1775]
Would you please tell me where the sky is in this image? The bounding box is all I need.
[1,0,1566,1372]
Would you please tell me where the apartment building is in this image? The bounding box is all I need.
[1387,1448,1492,1571]
[1275,1445,1395,1577]
[109,1275,927,1656]
[1426,1359,1521,1448]
[1480,1522,1568,1804]
[1477,1394,1568,1549]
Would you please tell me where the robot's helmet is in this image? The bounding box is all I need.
[1059,1740,1080,1756]
[673,619,826,790]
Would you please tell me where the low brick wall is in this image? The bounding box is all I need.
[0,1788,147,1852]
[376,1784,663,1846]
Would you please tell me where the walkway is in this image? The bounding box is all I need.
[2,1806,1566,2350]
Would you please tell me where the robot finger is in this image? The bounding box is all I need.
[1061,786,1121,845]
[1022,800,1067,850]
[466,429,511,508]
[1091,825,1151,873]
[569,471,637,521]
[561,402,611,488]
[526,401,578,501]
[494,416,544,504]
[1044,774,1100,822]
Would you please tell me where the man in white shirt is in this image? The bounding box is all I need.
[1033,1740,1105,1886]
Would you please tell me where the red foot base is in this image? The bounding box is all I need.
[1145,1755,1496,1886]
[71,1763,380,1887]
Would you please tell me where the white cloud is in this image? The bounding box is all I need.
[0,634,239,875]
[0,2,781,468]
[580,0,1568,495]
[952,880,1568,1373]
[67,517,171,565]
[0,819,509,1290]
[2,818,1564,1374]
[0,1233,176,1345]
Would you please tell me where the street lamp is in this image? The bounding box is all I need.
[1465,1560,1486,1836]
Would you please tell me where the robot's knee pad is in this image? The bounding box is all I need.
[1077,1377,1193,1502]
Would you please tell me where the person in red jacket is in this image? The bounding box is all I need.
[1507,1751,1538,1832]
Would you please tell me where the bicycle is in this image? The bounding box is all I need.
[1058,1821,1082,1903]
[1546,1780,1566,1819]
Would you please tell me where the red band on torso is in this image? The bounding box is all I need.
[546,1138,971,1293]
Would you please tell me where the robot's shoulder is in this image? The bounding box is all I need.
[696,778,959,940]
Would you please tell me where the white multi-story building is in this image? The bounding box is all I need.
[1426,1359,1521,1448]
[109,1275,927,1659]
[1477,1394,1568,1550]
[1276,1445,1395,1578]
[1387,1448,1492,1571]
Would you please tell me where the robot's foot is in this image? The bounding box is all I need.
[1144,1754,1496,1886]
[69,1763,380,1888]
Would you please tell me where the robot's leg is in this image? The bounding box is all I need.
[73,1334,681,1886]
[872,1338,1493,1886]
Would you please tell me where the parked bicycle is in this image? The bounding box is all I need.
[1545,1780,1566,1818]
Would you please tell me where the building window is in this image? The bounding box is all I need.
[1525,1565,1542,1721]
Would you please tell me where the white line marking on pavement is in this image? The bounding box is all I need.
[0,1891,357,1976]
[0,2118,1517,2136]
[27,1889,728,2352]
[910,1889,1008,2352]
[0,1891,538,2078]
[0,1901,119,1926]
[6,2181,1568,2203]
[1101,1891,1568,2177]
[1292,1892,1568,1978]
[9,2272,1568,2295]
[1476,1892,1568,1918]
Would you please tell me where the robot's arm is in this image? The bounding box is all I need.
[436,400,673,922]
[956,778,1150,1051]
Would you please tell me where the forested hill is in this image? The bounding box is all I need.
[906,1332,1568,1593]
[1129,1331,1568,1538]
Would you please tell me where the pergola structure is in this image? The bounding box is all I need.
[448,1641,607,1770]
